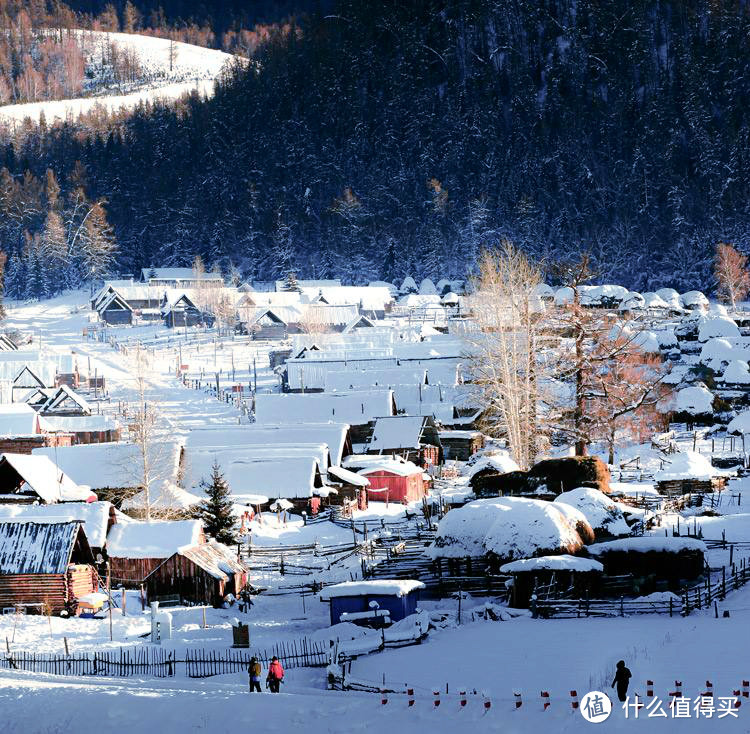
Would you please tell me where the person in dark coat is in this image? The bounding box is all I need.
[248,657,262,693]
[612,660,632,702]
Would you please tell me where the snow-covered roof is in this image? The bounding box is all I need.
[429,497,587,561]
[664,384,714,415]
[641,292,670,311]
[358,459,423,478]
[39,384,92,415]
[186,424,351,466]
[107,519,203,559]
[0,501,111,548]
[699,338,739,370]
[37,414,119,433]
[328,465,370,487]
[0,453,95,503]
[254,390,394,426]
[368,415,436,450]
[588,536,707,555]
[499,555,604,574]
[720,360,750,385]
[183,445,330,492]
[0,520,84,574]
[554,487,630,536]
[195,456,322,500]
[319,580,425,600]
[0,403,38,436]
[698,316,740,342]
[32,441,182,495]
[325,367,428,391]
[681,290,709,309]
[142,267,223,282]
[727,410,750,435]
[653,451,715,481]
[149,541,245,582]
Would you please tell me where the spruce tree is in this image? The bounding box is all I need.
[194,461,236,545]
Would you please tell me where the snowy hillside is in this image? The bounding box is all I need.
[0,30,238,125]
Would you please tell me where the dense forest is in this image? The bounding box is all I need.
[1,0,750,295]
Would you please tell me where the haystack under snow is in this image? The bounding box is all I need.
[554,487,630,539]
[428,497,592,563]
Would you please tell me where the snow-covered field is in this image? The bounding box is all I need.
[0,30,239,126]
[7,289,750,732]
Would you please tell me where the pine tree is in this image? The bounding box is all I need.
[193,461,236,545]
[4,253,20,300]
[380,239,398,284]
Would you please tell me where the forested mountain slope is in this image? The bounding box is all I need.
[3,0,750,290]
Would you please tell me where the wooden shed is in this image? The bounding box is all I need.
[366,415,442,467]
[0,520,97,614]
[319,580,425,626]
[98,292,133,325]
[358,461,425,504]
[107,519,204,586]
[144,542,248,607]
[438,430,485,461]
[499,555,604,608]
[587,537,707,592]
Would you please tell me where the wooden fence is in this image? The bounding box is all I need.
[533,556,750,619]
[0,640,330,680]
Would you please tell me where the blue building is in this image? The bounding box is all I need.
[319,580,425,626]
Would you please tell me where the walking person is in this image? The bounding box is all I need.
[611,660,632,702]
[248,657,262,693]
[267,656,284,693]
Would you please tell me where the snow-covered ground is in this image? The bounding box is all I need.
[0,30,239,126]
[7,289,750,731]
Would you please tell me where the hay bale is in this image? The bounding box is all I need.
[528,457,611,495]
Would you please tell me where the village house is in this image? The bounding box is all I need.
[0,453,96,504]
[107,519,204,587]
[0,520,98,614]
[144,541,248,607]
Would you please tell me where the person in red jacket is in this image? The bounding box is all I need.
[267,656,284,693]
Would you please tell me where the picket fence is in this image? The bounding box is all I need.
[0,640,330,680]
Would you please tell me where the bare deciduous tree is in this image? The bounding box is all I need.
[465,241,546,469]
[715,242,750,309]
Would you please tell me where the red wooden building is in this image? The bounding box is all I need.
[0,520,97,614]
[358,461,426,504]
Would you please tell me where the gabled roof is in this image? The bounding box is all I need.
[39,385,92,416]
[0,334,18,351]
[0,501,113,549]
[97,291,133,313]
[0,403,39,436]
[342,314,376,333]
[107,519,203,559]
[0,453,95,503]
[0,520,87,574]
[254,390,395,426]
[147,541,246,582]
[368,415,441,451]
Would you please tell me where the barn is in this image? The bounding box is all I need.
[0,520,98,614]
[144,542,248,607]
[357,459,425,504]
